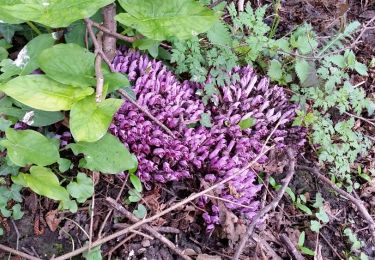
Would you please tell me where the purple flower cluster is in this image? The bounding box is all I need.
[110,47,305,225]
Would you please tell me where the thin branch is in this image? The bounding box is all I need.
[0,244,40,260]
[89,19,140,43]
[107,233,136,260]
[279,234,304,260]
[344,111,375,127]
[11,219,20,251]
[297,165,375,244]
[106,197,192,260]
[117,89,177,138]
[233,148,297,259]
[94,33,105,103]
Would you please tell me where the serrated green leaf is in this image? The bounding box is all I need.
[67,173,94,203]
[39,44,96,87]
[207,21,232,46]
[354,61,368,76]
[133,204,147,219]
[12,166,70,201]
[0,0,115,28]
[268,59,282,81]
[70,96,123,142]
[0,75,94,111]
[0,128,60,167]
[295,59,311,83]
[116,0,218,41]
[69,133,138,174]
[239,117,256,130]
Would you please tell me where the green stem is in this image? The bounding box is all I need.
[26,21,42,35]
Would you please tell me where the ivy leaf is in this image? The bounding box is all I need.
[11,203,23,220]
[69,133,138,174]
[59,199,78,213]
[200,112,212,127]
[0,34,55,81]
[310,220,321,232]
[268,59,282,81]
[0,23,23,43]
[133,204,147,219]
[207,21,232,46]
[83,246,102,260]
[128,189,142,203]
[58,158,71,173]
[70,96,123,142]
[0,128,60,167]
[239,117,256,130]
[316,208,329,223]
[116,0,218,41]
[12,166,70,202]
[0,75,94,111]
[67,173,94,203]
[0,0,115,28]
[39,43,96,87]
[130,173,142,193]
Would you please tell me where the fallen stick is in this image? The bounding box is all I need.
[279,234,304,260]
[106,197,192,260]
[233,148,297,259]
[0,244,40,260]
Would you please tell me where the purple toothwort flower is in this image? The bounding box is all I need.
[111,47,305,229]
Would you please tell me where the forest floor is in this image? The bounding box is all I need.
[1,0,375,259]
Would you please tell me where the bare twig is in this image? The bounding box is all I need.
[94,33,105,102]
[117,89,177,138]
[279,234,304,260]
[11,219,20,251]
[106,197,192,260]
[297,165,375,244]
[89,19,139,43]
[0,244,40,260]
[253,234,282,260]
[233,148,297,259]
[88,173,96,250]
[107,233,136,260]
[344,111,375,127]
[102,4,117,61]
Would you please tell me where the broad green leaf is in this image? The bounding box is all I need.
[69,133,138,174]
[116,0,218,41]
[0,117,11,131]
[354,61,368,76]
[130,173,142,193]
[12,166,70,201]
[24,110,64,127]
[133,38,160,58]
[133,204,147,219]
[295,59,311,83]
[39,44,96,87]
[268,59,282,81]
[0,128,59,167]
[239,117,256,130]
[298,231,305,247]
[70,96,123,142]
[59,199,78,213]
[316,208,329,223]
[0,0,115,28]
[0,34,55,81]
[207,21,232,46]
[67,173,94,203]
[1,75,93,111]
[0,47,8,61]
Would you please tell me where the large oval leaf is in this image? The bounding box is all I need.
[69,133,138,174]
[0,0,114,28]
[39,44,96,87]
[0,128,60,167]
[70,96,123,142]
[116,0,218,41]
[12,166,69,201]
[0,75,94,111]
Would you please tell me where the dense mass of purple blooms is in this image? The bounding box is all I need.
[110,47,305,229]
